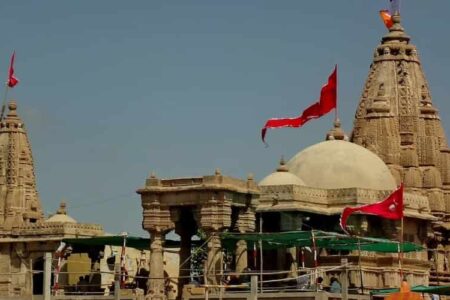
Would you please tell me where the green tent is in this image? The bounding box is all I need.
[221,230,423,253]
[62,236,202,251]
[63,236,150,250]
[370,285,450,296]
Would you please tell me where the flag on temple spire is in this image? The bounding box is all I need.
[340,184,404,234]
[7,51,19,88]
[379,10,394,29]
[261,65,337,143]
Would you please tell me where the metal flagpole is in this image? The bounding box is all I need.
[398,217,404,282]
[334,64,338,122]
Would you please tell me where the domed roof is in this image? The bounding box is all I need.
[45,201,77,224]
[259,158,305,186]
[286,140,396,190]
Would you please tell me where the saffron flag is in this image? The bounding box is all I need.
[379,10,394,29]
[7,51,19,88]
[261,65,337,143]
[340,184,403,234]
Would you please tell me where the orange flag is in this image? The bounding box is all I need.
[379,10,394,29]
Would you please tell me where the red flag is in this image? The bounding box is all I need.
[261,66,337,143]
[379,10,394,29]
[7,51,19,88]
[340,184,403,234]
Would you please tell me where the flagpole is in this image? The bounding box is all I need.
[399,216,404,282]
[334,64,338,122]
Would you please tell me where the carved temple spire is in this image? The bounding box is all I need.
[351,14,450,217]
[0,101,43,228]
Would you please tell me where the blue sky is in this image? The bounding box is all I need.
[0,1,449,236]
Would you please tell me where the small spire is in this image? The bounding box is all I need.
[149,171,157,179]
[276,156,289,172]
[215,168,222,176]
[326,118,348,141]
[56,201,67,215]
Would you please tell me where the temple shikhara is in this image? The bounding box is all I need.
[0,9,449,300]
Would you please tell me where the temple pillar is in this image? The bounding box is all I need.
[287,247,298,278]
[235,240,248,274]
[205,232,222,286]
[234,205,256,275]
[148,232,166,300]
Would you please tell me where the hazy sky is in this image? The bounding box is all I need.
[0,1,448,236]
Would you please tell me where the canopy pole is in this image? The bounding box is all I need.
[259,215,263,293]
[398,217,404,282]
[300,247,305,268]
[311,230,318,291]
[357,237,364,294]
[120,232,128,288]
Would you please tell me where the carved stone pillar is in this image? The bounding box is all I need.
[148,232,166,300]
[234,206,256,274]
[235,240,248,274]
[205,232,222,286]
[287,247,298,278]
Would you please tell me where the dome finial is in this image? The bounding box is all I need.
[276,155,289,172]
[326,118,348,141]
[57,201,67,215]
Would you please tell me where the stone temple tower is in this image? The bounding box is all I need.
[0,101,43,229]
[351,13,450,222]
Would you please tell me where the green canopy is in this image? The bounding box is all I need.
[371,285,450,296]
[62,236,203,251]
[221,230,423,253]
[63,236,150,250]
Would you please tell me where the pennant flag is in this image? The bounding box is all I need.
[261,65,337,143]
[7,51,19,88]
[340,184,403,234]
[379,10,394,29]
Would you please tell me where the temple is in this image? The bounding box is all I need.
[0,102,103,297]
[0,9,449,300]
[137,12,449,299]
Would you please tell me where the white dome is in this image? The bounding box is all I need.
[45,201,77,223]
[286,140,396,190]
[259,171,305,186]
[46,214,77,224]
